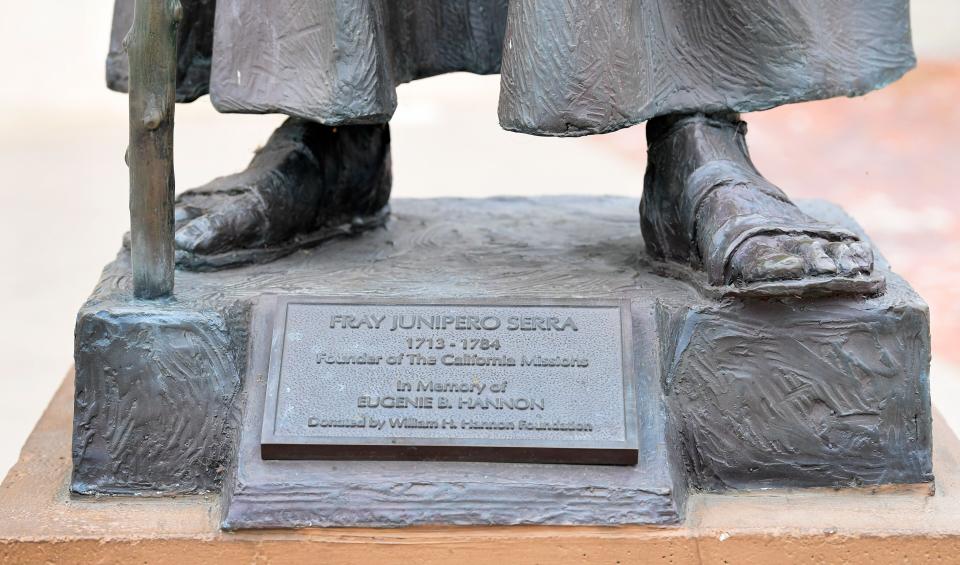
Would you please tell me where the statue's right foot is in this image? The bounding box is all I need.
[172,118,391,270]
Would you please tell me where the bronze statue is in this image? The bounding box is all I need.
[69,0,933,514]
[108,0,913,295]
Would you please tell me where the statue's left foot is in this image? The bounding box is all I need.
[640,112,883,296]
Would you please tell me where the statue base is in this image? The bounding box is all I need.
[2,374,955,562]
[71,197,933,528]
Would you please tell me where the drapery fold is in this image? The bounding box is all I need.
[108,0,915,136]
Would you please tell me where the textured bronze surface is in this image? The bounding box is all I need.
[106,1,914,293]
[261,298,638,465]
[108,0,913,135]
[71,197,930,528]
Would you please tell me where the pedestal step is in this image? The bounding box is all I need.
[70,197,932,528]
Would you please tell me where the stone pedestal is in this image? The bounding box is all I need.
[1,375,956,564]
[73,307,242,494]
[71,197,933,527]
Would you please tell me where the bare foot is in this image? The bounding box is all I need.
[173,118,391,268]
[640,113,877,293]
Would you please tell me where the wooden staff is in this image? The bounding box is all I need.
[127,0,182,299]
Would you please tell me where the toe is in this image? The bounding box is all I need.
[826,241,872,276]
[175,213,243,255]
[729,236,805,284]
[175,215,222,254]
[743,251,805,283]
[175,195,264,255]
[793,238,838,276]
[847,241,875,274]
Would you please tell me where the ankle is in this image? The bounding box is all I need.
[646,112,742,147]
[646,112,752,181]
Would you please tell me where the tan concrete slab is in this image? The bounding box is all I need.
[1,371,958,564]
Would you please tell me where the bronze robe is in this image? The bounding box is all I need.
[108,0,915,137]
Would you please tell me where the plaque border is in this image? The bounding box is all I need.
[260,297,639,466]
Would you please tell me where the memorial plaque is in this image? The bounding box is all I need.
[261,298,638,465]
